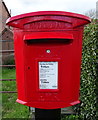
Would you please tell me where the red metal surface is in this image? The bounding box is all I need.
[23,32,73,40]
[6,11,91,29]
[6,11,91,109]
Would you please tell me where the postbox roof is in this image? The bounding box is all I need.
[6,11,91,29]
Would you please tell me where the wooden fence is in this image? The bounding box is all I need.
[0,39,16,93]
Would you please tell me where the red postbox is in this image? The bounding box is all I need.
[6,11,91,109]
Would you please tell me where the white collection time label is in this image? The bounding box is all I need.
[39,62,58,89]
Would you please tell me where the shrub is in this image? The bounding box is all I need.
[63,20,97,120]
[78,19,97,120]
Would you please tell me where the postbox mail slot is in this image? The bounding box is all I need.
[25,38,73,44]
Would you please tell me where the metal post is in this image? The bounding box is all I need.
[35,108,61,120]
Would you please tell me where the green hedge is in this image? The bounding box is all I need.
[63,20,97,120]
[79,19,97,120]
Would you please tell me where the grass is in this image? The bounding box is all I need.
[2,68,30,119]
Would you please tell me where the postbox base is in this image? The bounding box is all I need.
[16,99,80,109]
[35,108,61,120]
